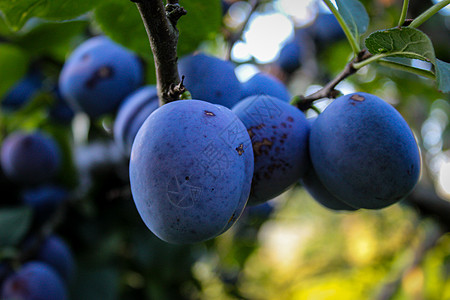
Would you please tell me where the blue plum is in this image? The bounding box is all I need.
[309,92,421,209]
[129,100,254,244]
[59,36,143,118]
[1,71,42,111]
[114,85,159,156]
[232,95,310,205]
[240,73,291,102]
[276,29,309,74]
[301,166,358,211]
[36,235,75,283]
[1,132,61,185]
[21,185,68,221]
[177,53,241,108]
[308,13,346,49]
[277,40,302,74]
[1,261,67,300]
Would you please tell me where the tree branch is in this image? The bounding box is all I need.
[133,0,187,105]
[225,0,261,61]
[292,49,372,111]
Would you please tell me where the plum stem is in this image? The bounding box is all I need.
[132,0,187,105]
[291,49,371,110]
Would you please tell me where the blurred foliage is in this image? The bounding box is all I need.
[0,0,449,299]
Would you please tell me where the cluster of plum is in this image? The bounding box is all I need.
[0,131,75,298]
[0,25,421,296]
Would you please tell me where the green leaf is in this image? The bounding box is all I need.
[0,206,32,247]
[177,0,222,56]
[365,27,435,63]
[0,43,29,99]
[0,0,102,31]
[94,0,221,58]
[336,0,369,37]
[365,27,449,93]
[13,20,88,59]
[435,59,450,93]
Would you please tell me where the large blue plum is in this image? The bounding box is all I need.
[1,261,67,300]
[59,36,143,118]
[240,73,291,102]
[232,95,310,205]
[301,166,358,211]
[177,53,241,108]
[129,100,254,244]
[1,132,61,185]
[114,85,159,156]
[309,92,421,209]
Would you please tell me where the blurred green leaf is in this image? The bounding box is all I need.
[13,20,88,58]
[0,43,29,99]
[0,206,32,247]
[177,0,222,56]
[435,59,450,93]
[336,0,369,37]
[70,267,119,300]
[0,0,102,31]
[94,0,221,58]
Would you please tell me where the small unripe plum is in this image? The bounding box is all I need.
[114,85,159,156]
[129,100,254,244]
[59,36,143,118]
[1,261,67,300]
[240,73,291,102]
[1,132,61,185]
[309,92,421,209]
[178,53,241,108]
[232,95,310,205]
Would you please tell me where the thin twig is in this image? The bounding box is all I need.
[225,0,261,61]
[292,49,372,110]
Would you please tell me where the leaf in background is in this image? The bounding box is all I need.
[435,59,450,93]
[0,206,32,247]
[94,0,221,58]
[0,0,102,31]
[13,20,88,59]
[365,27,435,63]
[0,43,29,99]
[336,0,369,37]
[177,0,222,56]
[70,267,119,300]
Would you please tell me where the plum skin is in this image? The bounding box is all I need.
[1,261,67,300]
[177,53,241,108]
[232,95,310,205]
[129,100,254,244]
[113,85,159,156]
[59,36,143,118]
[1,132,61,185]
[309,92,421,209]
[240,73,291,102]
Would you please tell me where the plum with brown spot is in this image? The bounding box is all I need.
[309,92,421,209]
[232,95,310,205]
